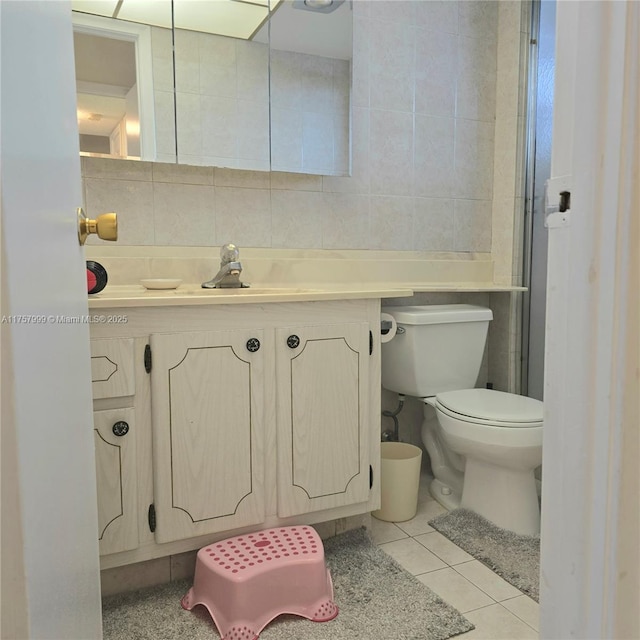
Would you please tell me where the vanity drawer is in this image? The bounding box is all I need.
[90,338,135,399]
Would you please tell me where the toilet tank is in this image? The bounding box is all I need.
[381,305,493,397]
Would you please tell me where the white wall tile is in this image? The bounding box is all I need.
[237,100,270,163]
[413,198,455,251]
[272,172,322,192]
[173,29,200,94]
[236,40,269,103]
[270,107,303,173]
[84,178,155,246]
[414,115,455,198]
[153,183,215,246]
[414,0,459,34]
[270,50,302,111]
[351,16,371,109]
[151,27,174,93]
[370,64,415,115]
[415,29,458,118]
[153,90,176,158]
[457,35,498,122]
[271,190,324,249]
[214,187,271,247]
[454,199,492,252]
[371,0,416,26]
[322,193,370,249]
[201,96,238,160]
[83,157,152,182]
[302,110,335,174]
[458,0,499,41]
[454,119,495,200]
[369,196,414,250]
[152,163,213,186]
[198,34,237,98]
[301,54,334,114]
[175,92,202,158]
[369,16,415,69]
[369,109,414,196]
[215,168,270,190]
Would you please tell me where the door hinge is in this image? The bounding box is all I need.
[369,330,373,355]
[369,465,373,489]
[144,344,152,373]
[148,504,156,532]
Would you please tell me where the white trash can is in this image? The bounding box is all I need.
[372,442,423,522]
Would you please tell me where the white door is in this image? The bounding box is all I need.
[1,2,102,638]
[540,1,639,638]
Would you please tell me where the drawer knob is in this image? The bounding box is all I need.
[287,335,300,349]
[112,421,130,437]
[246,338,261,353]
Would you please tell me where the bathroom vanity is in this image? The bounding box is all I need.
[88,286,409,568]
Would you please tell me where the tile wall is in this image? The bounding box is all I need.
[84,0,522,254]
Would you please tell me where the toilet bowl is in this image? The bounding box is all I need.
[432,389,542,535]
[381,305,544,536]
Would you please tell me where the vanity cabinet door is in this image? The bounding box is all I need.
[90,338,135,399]
[275,322,370,517]
[150,330,265,544]
[93,408,138,556]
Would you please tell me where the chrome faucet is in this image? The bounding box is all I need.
[202,244,248,289]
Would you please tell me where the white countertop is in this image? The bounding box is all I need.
[87,282,524,308]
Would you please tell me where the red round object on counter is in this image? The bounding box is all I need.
[86,261,108,294]
[87,269,97,292]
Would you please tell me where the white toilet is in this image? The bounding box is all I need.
[381,304,543,536]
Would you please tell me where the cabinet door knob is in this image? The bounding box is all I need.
[112,421,129,437]
[246,338,261,352]
[287,334,300,349]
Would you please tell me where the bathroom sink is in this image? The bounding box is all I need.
[183,287,321,295]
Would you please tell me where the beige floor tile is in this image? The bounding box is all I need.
[454,560,522,601]
[458,603,538,639]
[395,500,447,536]
[501,595,540,632]
[379,537,447,575]
[414,531,474,565]
[370,517,409,544]
[416,495,447,516]
[417,567,494,613]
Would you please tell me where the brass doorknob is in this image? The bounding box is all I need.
[77,208,118,245]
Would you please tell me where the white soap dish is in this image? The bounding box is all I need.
[141,279,182,290]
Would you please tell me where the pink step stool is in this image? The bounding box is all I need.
[181,525,338,640]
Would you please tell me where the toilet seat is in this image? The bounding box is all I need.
[435,389,543,428]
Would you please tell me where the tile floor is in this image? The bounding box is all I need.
[370,475,539,640]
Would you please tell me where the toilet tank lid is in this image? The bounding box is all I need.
[382,304,493,325]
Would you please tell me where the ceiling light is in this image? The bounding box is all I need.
[293,0,345,13]
[305,0,333,8]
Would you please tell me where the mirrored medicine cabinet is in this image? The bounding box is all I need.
[71,0,352,177]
